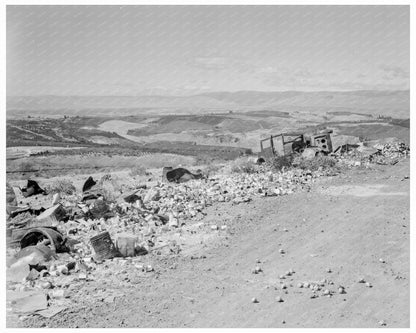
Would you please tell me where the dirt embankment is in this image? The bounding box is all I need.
[19,160,409,328]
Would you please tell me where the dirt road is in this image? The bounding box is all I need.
[20,161,410,328]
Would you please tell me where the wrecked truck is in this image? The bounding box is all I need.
[257,129,333,162]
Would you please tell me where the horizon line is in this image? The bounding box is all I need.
[6,89,410,98]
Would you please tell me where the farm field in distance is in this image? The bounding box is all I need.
[6,90,410,179]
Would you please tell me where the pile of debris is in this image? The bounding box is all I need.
[335,141,409,167]
[369,141,410,165]
[6,167,319,269]
[5,142,410,319]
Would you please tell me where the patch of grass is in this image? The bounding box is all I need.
[270,155,294,172]
[293,155,338,171]
[45,179,76,195]
[99,174,123,202]
[200,162,224,177]
[17,161,36,172]
[7,153,197,179]
[129,165,147,177]
[230,157,257,174]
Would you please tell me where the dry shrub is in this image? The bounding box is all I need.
[134,154,196,169]
[293,155,338,171]
[45,179,76,195]
[99,175,122,202]
[270,155,294,171]
[230,157,257,174]
[201,162,224,177]
[17,161,36,172]
[129,165,147,177]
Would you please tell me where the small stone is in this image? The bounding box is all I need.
[40,281,52,289]
[57,265,69,275]
[279,275,286,279]
[365,282,372,288]
[285,271,292,276]
[145,265,154,272]
[251,297,259,303]
[51,289,66,299]
[378,320,387,326]
[210,225,218,230]
[297,283,303,288]
[253,266,262,274]
[281,283,287,290]
[338,287,346,294]
[26,269,40,281]
[303,282,310,288]
[379,258,385,263]
[40,270,49,277]
[276,296,284,302]
[279,249,285,254]
[326,268,332,273]
[323,289,330,296]
[358,278,366,283]
[49,270,60,277]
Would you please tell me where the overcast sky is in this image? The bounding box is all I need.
[7,5,409,96]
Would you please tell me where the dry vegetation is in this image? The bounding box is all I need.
[7,153,197,180]
[44,179,76,195]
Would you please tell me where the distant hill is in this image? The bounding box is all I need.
[7,90,409,119]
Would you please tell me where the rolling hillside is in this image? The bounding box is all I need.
[7,90,410,119]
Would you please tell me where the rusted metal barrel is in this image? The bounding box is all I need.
[90,231,119,260]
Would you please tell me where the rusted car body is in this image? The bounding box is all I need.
[258,129,333,160]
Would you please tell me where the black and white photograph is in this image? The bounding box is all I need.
[3,2,412,329]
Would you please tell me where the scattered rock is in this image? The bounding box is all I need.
[378,320,387,326]
[253,266,262,274]
[338,286,346,294]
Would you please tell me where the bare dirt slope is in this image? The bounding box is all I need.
[21,160,410,328]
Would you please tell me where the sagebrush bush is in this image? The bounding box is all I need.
[270,155,294,171]
[45,179,76,195]
[129,165,147,177]
[100,176,122,202]
[201,162,223,177]
[230,158,257,174]
[293,155,338,171]
[17,161,36,172]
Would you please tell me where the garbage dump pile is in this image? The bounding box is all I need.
[5,141,409,320]
[336,141,410,167]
